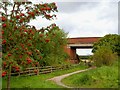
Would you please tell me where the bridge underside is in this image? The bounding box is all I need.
[65,37,101,64]
[68,43,93,48]
[65,44,93,64]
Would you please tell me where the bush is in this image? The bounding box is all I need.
[92,46,118,67]
[92,34,120,56]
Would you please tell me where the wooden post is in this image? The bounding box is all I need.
[37,63,40,75]
[28,69,30,75]
[7,65,11,90]
[18,71,20,76]
[51,66,52,73]
[37,67,39,75]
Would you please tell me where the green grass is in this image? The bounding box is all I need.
[62,60,119,88]
[2,63,87,88]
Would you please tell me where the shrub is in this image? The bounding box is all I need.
[92,46,118,67]
[92,34,120,56]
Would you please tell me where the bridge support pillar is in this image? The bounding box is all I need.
[64,46,79,64]
[70,48,77,60]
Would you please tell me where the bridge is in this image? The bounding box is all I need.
[65,37,101,63]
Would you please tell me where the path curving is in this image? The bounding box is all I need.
[47,67,96,88]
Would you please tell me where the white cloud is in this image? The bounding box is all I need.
[29,1,118,55]
[30,1,118,37]
[54,2,118,38]
[31,0,119,3]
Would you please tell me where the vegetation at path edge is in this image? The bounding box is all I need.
[2,63,87,88]
[62,58,119,88]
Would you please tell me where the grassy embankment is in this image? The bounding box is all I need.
[62,58,119,88]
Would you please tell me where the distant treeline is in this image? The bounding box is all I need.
[78,55,92,59]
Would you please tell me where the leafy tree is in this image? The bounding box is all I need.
[42,26,68,66]
[92,34,120,56]
[92,46,118,67]
[1,1,68,89]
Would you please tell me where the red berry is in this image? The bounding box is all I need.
[10,62,13,64]
[35,10,39,13]
[10,20,13,22]
[35,62,39,65]
[2,23,7,27]
[19,55,22,58]
[16,15,20,19]
[2,71,7,77]
[36,50,39,53]
[8,53,11,56]
[19,19,23,23]
[45,14,52,18]
[45,39,50,43]
[15,66,20,72]
[20,13,24,16]
[1,16,7,21]
[40,56,43,59]
[3,62,7,67]
[39,34,44,37]
[16,48,19,50]
[14,26,18,29]
[24,30,28,32]
[28,12,35,17]
[2,39,6,44]
[25,48,28,51]
[40,8,45,11]
[28,43,32,46]
[16,68,20,72]
[26,57,32,64]
[2,73,5,77]
[46,7,51,10]
[12,66,16,68]
[27,52,32,56]
[2,31,4,34]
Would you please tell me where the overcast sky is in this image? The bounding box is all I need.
[29,0,119,55]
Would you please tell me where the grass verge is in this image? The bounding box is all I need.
[62,60,119,88]
[2,63,87,88]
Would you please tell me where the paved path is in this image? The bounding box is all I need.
[47,67,96,88]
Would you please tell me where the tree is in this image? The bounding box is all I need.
[92,46,118,67]
[92,34,120,56]
[1,1,68,89]
[41,26,68,66]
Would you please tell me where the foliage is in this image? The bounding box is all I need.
[92,46,118,67]
[1,1,68,77]
[40,28,68,66]
[62,59,119,88]
[79,55,91,59]
[92,34,120,56]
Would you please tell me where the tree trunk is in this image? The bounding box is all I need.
[7,65,11,90]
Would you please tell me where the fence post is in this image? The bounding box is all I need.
[28,69,30,74]
[51,66,52,73]
[37,65,39,75]
[18,71,20,76]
